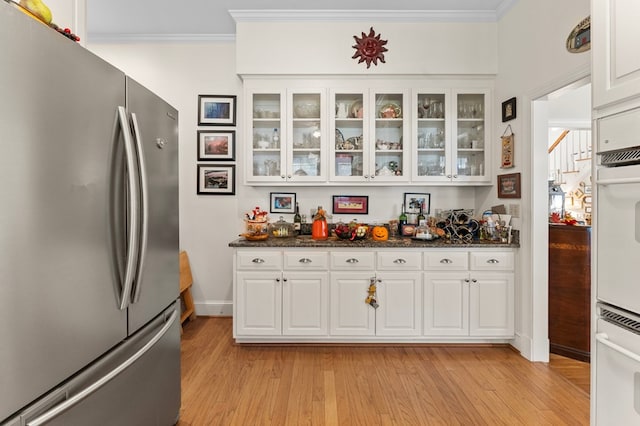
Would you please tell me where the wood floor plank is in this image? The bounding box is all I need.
[178,318,590,425]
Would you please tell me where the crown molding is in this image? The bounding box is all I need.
[87,33,236,43]
[229,9,500,24]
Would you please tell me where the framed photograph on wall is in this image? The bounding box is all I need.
[497,172,521,199]
[270,192,296,214]
[197,164,235,195]
[332,195,369,215]
[198,95,237,126]
[403,193,431,215]
[197,130,235,161]
[501,97,516,122]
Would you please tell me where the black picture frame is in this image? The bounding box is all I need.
[198,95,237,126]
[197,130,235,161]
[332,195,369,215]
[403,193,431,215]
[501,97,516,122]
[269,192,296,214]
[197,164,235,195]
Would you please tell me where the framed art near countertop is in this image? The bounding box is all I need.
[403,193,431,215]
[332,195,369,215]
[270,192,296,214]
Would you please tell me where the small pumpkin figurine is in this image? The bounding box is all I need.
[372,225,389,241]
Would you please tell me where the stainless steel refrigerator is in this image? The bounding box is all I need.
[1,2,181,424]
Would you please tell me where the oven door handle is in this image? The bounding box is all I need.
[596,332,640,363]
[596,177,640,186]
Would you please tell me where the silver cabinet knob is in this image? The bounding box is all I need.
[346,258,359,264]
[393,258,407,264]
[487,258,499,264]
[440,258,453,264]
[251,258,265,264]
[299,258,312,264]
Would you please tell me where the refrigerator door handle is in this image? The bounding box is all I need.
[25,308,178,426]
[130,112,148,304]
[116,106,140,310]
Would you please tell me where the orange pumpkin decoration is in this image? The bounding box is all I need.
[372,225,389,241]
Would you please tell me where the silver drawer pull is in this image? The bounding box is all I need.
[393,258,407,264]
[346,258,360,264]
[486,258,500,264]
[251,258,266,264]
[299,258,312,264]
[440,258,453,264]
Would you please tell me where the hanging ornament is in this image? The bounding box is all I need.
[352,27,388,69]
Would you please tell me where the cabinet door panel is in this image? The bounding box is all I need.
[469,272,514,337]
[376,272,421,336]
[236,272,282,336]
[330,273,375,335]
[282,272,328,335]
[423,272,469,336]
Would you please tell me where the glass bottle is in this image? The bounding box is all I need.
[293,202,302,233]
[272,128,279,148]
[417,207,426,226]
[398,203,408,235]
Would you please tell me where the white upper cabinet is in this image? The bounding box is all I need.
[247,88,327,183]
[593,0,640,109]
[329,89,410,183]
[244,78,492,186]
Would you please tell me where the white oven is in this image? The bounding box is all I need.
[595,106,640,424]
[595,305,640,424]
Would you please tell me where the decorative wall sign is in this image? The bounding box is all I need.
[352,27,388,69]
[497,173,521,199]
[501,125,514,169]
[501,97,516,122]
[566,16,590,53]
[332,195,369,215]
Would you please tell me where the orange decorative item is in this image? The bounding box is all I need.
[311,207,329,240]
[372,226,389,241]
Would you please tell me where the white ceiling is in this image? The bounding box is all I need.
[86,0,518,41]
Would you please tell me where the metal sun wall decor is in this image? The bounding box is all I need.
[352,27,388,68]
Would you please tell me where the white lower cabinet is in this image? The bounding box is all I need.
[423,251,514,338]
[235,250,328,337]
[233,247,514,342]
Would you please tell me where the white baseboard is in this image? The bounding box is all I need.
[193,300,233,317]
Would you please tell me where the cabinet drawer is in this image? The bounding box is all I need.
[470,252,514,271]
[377,251,422,270]
[237,251,282,270]
[598,108,640,153]
[330,252,375,270]
[423,252,468,270]
[284,251,328,270]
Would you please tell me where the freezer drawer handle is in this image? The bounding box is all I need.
[596,332,640,363]
[251,258,266,264]
[27,309,179,426]
[596,177,640,186]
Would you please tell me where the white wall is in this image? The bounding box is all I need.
[492,0,590,360]
[236,21,498,75]
[87,41,243,316]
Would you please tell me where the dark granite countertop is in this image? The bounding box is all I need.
[229,235,519,249]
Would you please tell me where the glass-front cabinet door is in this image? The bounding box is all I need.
[330,90,368,182]
[453,90,489,182]
[413,90,449,182]
[372,90,409,182]
[248,89,326,183]
[330,89,409,182]
[288,91,326,182]
[248,91,285,183]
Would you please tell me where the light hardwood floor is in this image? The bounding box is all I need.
[178,318,590,425]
